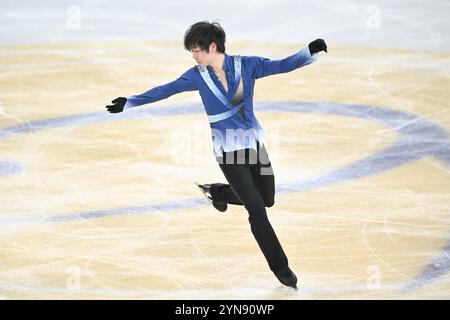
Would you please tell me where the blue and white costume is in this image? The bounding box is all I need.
[124,47,317,157]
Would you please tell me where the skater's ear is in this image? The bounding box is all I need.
[209,42,217,53]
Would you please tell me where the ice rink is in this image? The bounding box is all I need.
[1,0,450,299]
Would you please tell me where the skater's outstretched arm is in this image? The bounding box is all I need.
[106,68,198,113]
[248,39,327,80]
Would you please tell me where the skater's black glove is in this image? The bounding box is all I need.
[106,97,127,113]
[308,39,327,54]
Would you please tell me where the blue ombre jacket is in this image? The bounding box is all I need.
[124,47,317,157]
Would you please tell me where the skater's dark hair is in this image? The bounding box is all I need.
[184,21,226,53]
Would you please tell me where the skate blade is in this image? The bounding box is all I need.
[194,181,212,204]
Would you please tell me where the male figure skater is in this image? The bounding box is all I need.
[106,21,327,288]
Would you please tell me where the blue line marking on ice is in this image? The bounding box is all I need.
[0,160,23,176]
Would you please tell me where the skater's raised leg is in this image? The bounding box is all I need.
[209,183,243,205]
[196,183,228,212]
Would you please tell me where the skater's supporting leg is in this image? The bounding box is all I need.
[219,163,288,272]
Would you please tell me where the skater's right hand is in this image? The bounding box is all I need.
[106,97,127,113]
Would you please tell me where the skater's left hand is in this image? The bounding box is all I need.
[106,97,127,113]
[308,39,327,54]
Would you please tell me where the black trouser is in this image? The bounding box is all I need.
[210,143,288,272]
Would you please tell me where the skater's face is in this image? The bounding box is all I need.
[191,43,219,66]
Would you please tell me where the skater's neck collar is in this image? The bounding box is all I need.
[208,53,234,73]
